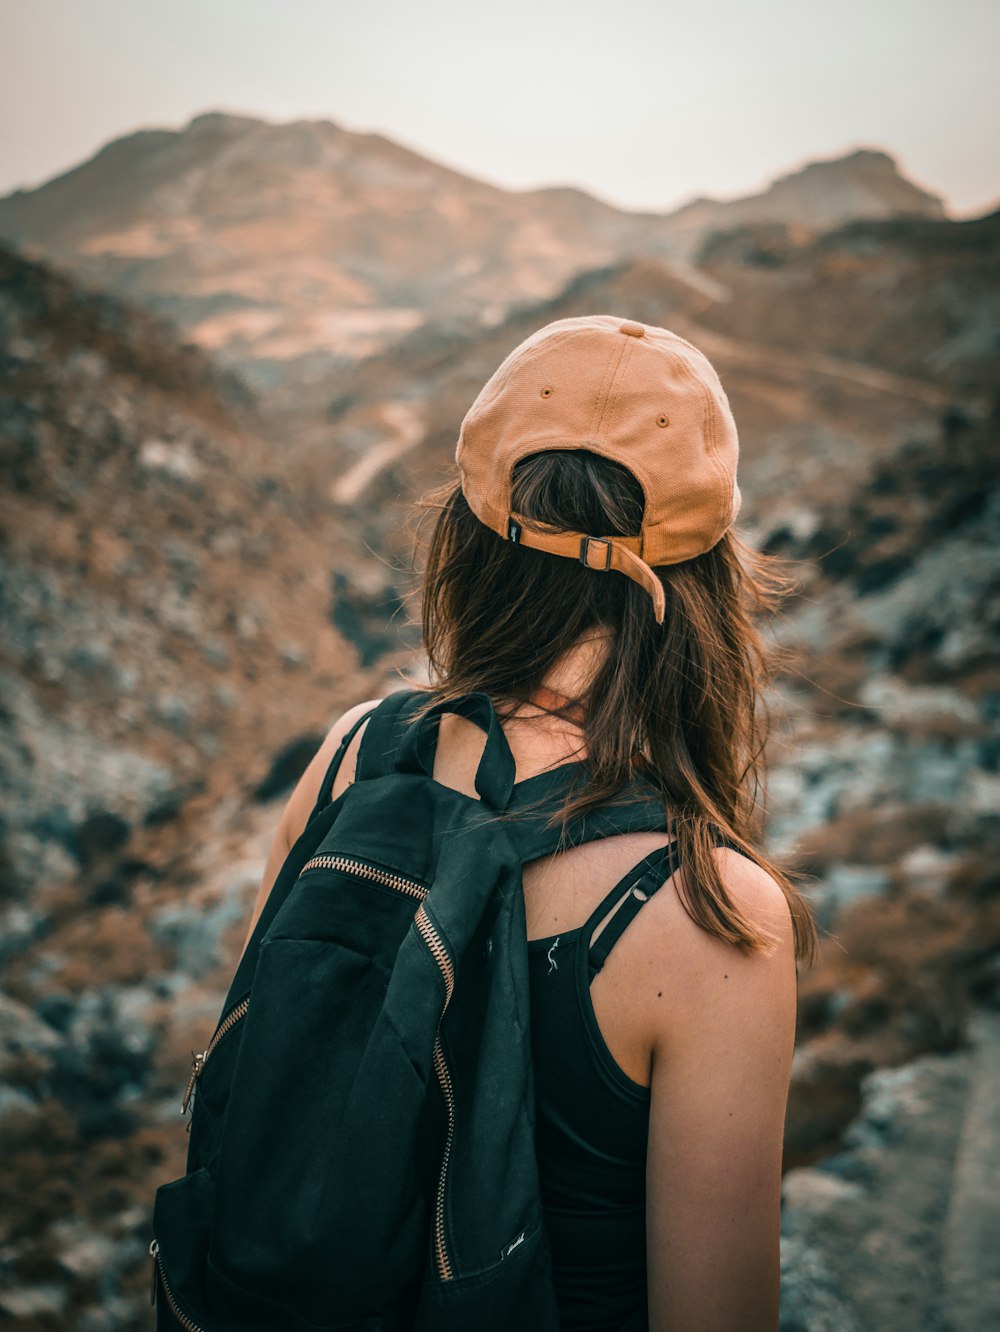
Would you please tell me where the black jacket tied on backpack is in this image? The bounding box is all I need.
[150,688,670,1331]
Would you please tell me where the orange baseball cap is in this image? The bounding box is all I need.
[455,314,742,624]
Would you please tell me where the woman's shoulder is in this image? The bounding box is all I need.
[588,832,794,1005]
[629,844,796,1032]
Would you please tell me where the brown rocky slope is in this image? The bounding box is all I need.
[0,243,425,1326]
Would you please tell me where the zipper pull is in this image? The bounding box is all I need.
[149,1239,160,1306]
[181,1050,206,1115]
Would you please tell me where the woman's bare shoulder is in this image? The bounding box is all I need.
[638,845,796,1048]
[591,842,795,1061]
[642,841,791,937]
[705,847,795,949]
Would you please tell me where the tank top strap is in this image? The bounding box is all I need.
[583,829,753,978]
[586,840,681,980]
[307,700,384,823]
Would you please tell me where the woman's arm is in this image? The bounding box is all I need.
[645,849,798,1331]
[236,698,381,963]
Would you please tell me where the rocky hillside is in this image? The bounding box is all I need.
[277,209,998,578]
[0,198,997,1328]
[0,242,409,899]
[0,244,426,1326]
[780,1008,1000,1330]
[0,112,944,386]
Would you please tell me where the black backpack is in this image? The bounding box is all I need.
[149,688,671,1331]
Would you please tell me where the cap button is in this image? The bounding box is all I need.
[619,321,645,338]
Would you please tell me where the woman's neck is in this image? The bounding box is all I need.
[547,631,610,695]
[503,631,612,730]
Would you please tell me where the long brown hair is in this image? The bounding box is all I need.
[403,447,818,966]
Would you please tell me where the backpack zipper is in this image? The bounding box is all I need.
[429,1037,456,1281]
[298,853,428,903]
[149,1239,206,1330]
[181,995,250,1116]
[414,903,457,1282]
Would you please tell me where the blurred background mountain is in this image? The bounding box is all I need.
[0,110,998,1330]
[0,113,946,388]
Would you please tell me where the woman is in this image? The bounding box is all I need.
[241,315,818,1330]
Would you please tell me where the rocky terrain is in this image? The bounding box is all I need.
[0,241,413,896]
[780,1008,1000,1331]
[0,130,996,1328]
[0,111,943,386]
[0,242,425,1326]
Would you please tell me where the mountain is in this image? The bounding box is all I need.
[0,112,945,386]
[662,147,945,253]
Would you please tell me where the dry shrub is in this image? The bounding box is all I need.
[782,880,1000,1165]
[793,801,953,872]
[49,908,169,991]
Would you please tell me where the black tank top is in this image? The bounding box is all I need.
[527,840,682,1332]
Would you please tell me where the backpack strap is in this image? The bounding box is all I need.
[586,840,681,980]
[394,691,517,810]
[306,706,378,824]
[355,688,519,810]
[505,772,673,862]
[307,690,419,823]
[353,687,427,782]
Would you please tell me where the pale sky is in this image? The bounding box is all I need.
[1,0,997,218]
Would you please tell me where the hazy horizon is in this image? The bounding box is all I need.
[1,0,997,220]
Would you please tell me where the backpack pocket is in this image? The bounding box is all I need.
[151,1166,223,1331]
[206,932,439,1326]
[152,1163,414,1332]
[413,1217,561,1332]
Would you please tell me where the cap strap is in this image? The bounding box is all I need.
[506,515,666,623]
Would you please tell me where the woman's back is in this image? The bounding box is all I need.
[332,703,678,1082]
[425,703,676,1329]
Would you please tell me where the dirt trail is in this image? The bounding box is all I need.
[329,318,952,504]
[331,400,425,506]
[942,1008,1000,1330]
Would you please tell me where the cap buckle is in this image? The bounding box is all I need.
[580,536,612,570]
